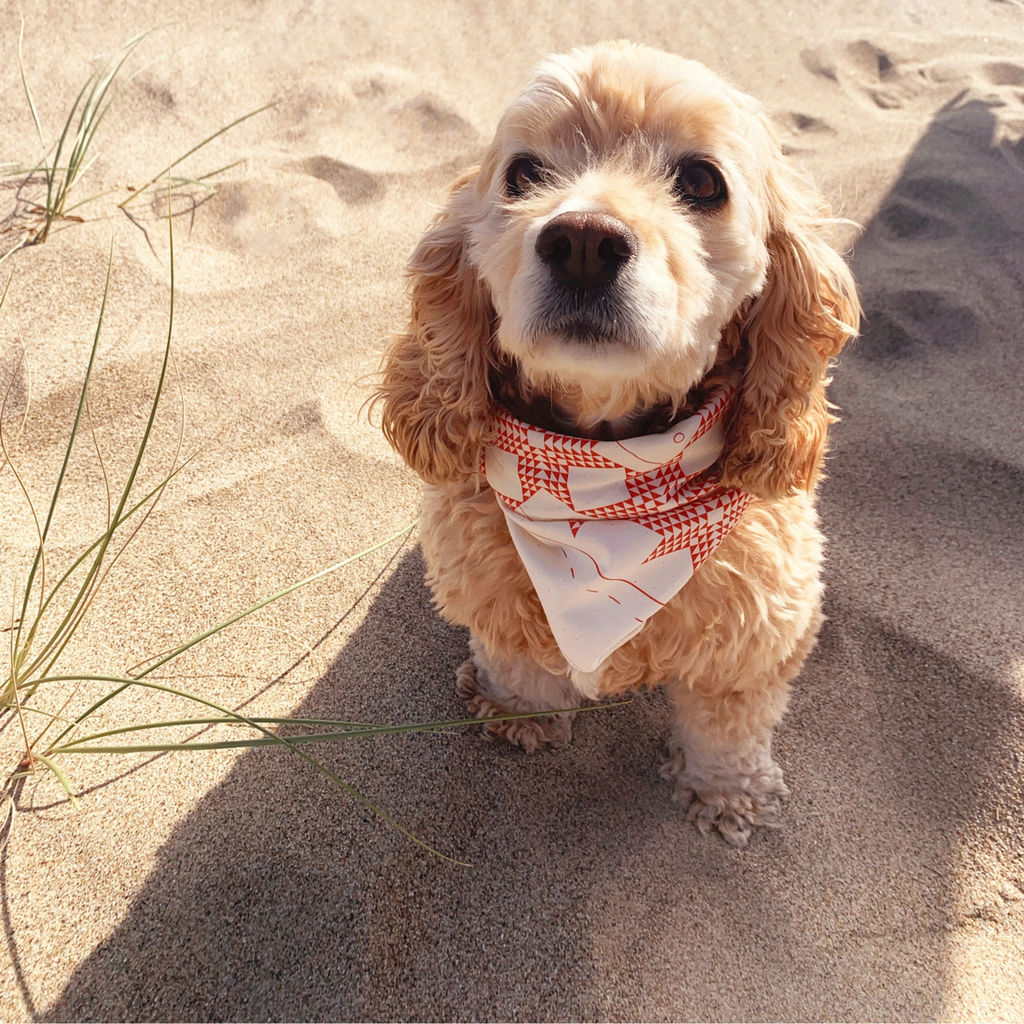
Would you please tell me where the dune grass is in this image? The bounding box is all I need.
[13,27,150,247]
[2,25,275,261]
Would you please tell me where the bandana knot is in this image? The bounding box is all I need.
[483,380,751,674]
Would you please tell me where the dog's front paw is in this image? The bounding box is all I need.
[455,658,573,752]
[660,748,789,849]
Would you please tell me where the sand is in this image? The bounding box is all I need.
[1,0,1022,1020]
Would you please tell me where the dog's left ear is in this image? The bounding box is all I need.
[719,138,860,499]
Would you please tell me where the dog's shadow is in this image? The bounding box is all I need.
[33,549,686,1022]
[34,97,1024,1022]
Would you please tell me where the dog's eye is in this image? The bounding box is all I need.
[505,155,547,199]
[672,160,727,209]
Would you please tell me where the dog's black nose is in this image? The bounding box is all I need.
[535,212,635,290]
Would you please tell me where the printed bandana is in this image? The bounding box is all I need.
[484,381,751,675]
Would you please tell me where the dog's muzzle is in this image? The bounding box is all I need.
[531,211,642,347]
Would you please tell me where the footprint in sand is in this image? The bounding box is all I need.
[842,40,921,110]
[879,176,1014,244]
[800,48,838,82]
[981,61,1024,87]
[381,93,482,177]
[277,400,325,436]
[816,40,1024,128]
[342,67,477,141]
[776,110,835,136]
[774,108,836,155]
[296,157,387,204]
[276,82,357,143]
[277,67,481,183]
[845,40,899,82]
[803,39,970,113]
[204,182,309,256]
[860,288,982,362]
[135,73,176,112]
[389,93,478,143]
[875,194,955,242]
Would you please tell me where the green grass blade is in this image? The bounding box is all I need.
[0,456,48,675]
[0,704,71,724]
[31,374,184,687]
[134,522,418,679]
[12,239,115,665]
[44,519,417,751]
[64,37,150,199]
[119,102,277,209]
[30,753,79,808]
[38,673,466,864]
[50,703,630,753]
[18,212,176,687]
[0,267,24,477]
[45,715,378,744]
[188,159,247,184]
[14,452,200,688]
[17,21,45,155]
[0,163,46,177]
[24,29,152,241]
[0,786,15,854]
[31,196,182,739]
[126,160,248,206]
[34,73,96,239]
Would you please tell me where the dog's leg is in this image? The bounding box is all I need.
[456,637,580,753]
[661,618,820,848]
[661,683,789,849]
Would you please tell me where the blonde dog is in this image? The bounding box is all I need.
[376,42,859,847]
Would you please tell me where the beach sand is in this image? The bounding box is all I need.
[1,0,1023,1019]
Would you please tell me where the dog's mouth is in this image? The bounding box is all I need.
[525,285,646,351]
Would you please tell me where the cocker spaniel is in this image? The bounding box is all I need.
[376,42,859,847]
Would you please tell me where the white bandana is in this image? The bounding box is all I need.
[484,381,751,674]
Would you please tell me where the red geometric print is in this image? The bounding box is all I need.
[488,384,748,568]
[483,378,751,673]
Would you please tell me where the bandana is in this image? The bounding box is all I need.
[483,381,751,675]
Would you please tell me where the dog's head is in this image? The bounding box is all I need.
[378,42,859,496]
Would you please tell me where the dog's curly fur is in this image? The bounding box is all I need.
[375,42,859,847]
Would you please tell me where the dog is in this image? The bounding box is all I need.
[376,41,859,847]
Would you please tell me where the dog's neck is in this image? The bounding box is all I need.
[490,361,729,441]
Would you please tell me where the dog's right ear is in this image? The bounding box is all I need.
[375,167,497,484]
